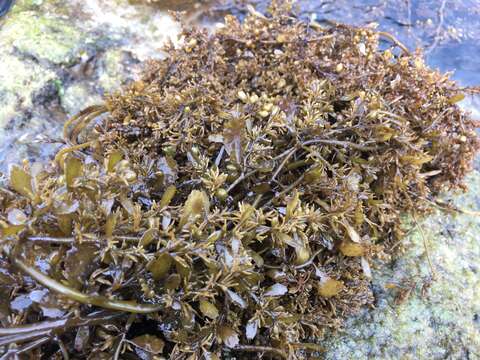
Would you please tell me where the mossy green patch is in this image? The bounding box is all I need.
[0,11,87,65]
[10,0,65,15]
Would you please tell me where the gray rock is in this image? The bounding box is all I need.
[0,0,180,171]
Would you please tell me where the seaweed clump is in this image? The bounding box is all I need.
[0,3,478,359]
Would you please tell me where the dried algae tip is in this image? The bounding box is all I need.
[0,1,478,359]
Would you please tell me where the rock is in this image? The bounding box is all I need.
[0,55,56,128]
[60,83,102,116]
[0,53,59,167]
[0,11,87,65]
[0,0,180,172]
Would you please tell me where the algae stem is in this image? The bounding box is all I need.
[69,108,108,145]
[0,311,121,336]
[0,336,50,358]
[270,147,297,183]
[63,105,106,142]
[234,344,288,359]
[302,139,379,152]
[12,258,163,313]
[412,213,437,280]
[27,236,75,244]
[227,147,299,194]
[0,311,123,350]
[54,141,94,168]
[377,31,411,55]
[0,329,53,347]
[227,169,259,194]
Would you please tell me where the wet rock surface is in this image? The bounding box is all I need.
[0,1,479,358]
[0,0,180,169]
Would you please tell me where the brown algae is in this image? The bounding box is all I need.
[0,2,478,359]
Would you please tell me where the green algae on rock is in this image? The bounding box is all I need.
[0,11,86,65]
[0,2,479,359]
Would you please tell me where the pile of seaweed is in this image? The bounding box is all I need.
[0,2,478,359]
